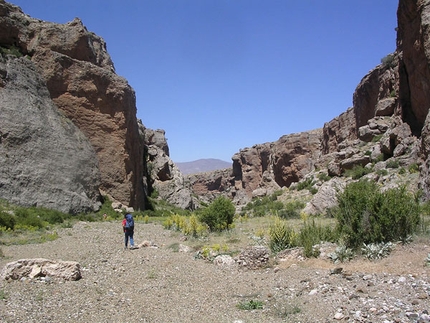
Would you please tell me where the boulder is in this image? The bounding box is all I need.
[213,255,236,267]
[1,258,82,281]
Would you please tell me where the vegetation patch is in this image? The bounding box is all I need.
[333,180,420,249]
[236,299,263,310]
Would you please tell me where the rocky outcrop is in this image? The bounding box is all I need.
[223,130,322,205]
[0,56,100,214]
[186,168,233,206]
[0,1,145,210]
[144,127,194,210]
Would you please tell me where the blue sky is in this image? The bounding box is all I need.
[11,1,398,163]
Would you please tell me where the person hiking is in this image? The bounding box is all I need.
[122,213,135,250]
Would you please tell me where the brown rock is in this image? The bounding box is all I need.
[0,1,145,209]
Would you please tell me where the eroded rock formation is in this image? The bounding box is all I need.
[0,1,144,210]
[0,54,100,214]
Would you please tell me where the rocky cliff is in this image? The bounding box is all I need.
[0,55,101,214]
[0,1,147,212]
[3,0,430,214]
[187,0,430,210]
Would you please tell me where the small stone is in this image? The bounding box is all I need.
[334,312,344,320]
[398,276,407,283]
[420,313,430,321]
[309,289,318,296]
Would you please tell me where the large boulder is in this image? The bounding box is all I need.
[1,258,82,281]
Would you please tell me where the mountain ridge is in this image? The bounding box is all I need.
[175,158,231,175]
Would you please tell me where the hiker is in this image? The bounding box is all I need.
[122,213,135,249]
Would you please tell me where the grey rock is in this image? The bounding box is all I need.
[0,56,101,214]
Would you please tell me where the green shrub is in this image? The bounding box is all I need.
[199,196,235,231]
[237,300,263,310]
[297,178,315,191]
[241,192,285,217]
[344,165,371,180]
[381,53,395,68]
[277,201,305,219]
[372,134,384,143]
[0,210,15,230]
[361,242,393,260]
[328,244,355,263]
[376,169,388,176]
[269,217,296,253]
[0,45,23,58]
[386,159,400,169]
[334,180,420,249]
[299,220,337,258]
[317,173,331,182]
[408,163,419,173]
[15,208,45,229]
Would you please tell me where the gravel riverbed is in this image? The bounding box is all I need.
[0,221,429,323]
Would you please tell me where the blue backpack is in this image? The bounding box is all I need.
[125,213,134,229]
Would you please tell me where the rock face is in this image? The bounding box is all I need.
[189,0,430,210]
[0,56,100,214]
[144,127,194,210]
[397,0,430,199]
[0,1,145,210]
[188,130,322,206]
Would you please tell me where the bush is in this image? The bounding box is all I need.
[344,165,371,180]
[237,300,263,310]
[241,192,284,217]
[0,45,23,58]
[296,178,315,191]
[269,217,296,253]
[328,244,355,263]
[317,173,331,182]
[15,208,45,229]
[0,210,15,230]
[408,163,419,173]
[386,159,399,169]
[334,180,420,249]
[381,53,395,68]
[299,219,337,258]
[199,196,235,231]
[277,201,305,219]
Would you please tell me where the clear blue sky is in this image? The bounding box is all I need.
[11,0,398,163]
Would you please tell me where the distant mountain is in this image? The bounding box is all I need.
[175,159,232,175]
